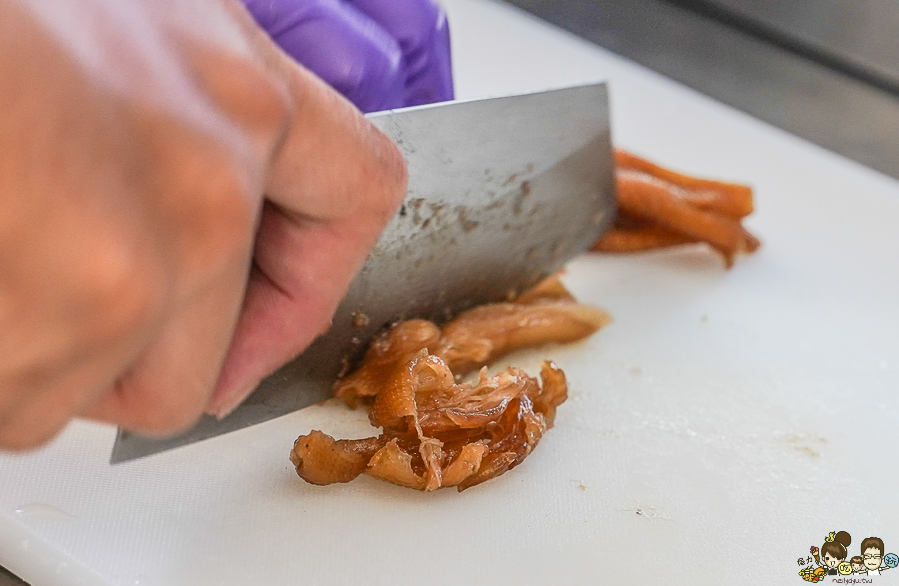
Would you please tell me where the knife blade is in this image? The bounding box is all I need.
[110,82,616,463]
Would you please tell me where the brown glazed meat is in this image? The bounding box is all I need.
[594,150,760,267]
[292,152,760,492]
[334,282,609,408]
[291,279,609,492]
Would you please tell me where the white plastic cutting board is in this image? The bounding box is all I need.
[3,1,899,585]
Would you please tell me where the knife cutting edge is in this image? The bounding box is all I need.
[110,82,616,463]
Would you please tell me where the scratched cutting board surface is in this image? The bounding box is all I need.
[2,1,899,585]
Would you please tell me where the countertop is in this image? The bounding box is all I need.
[507,0,899,181]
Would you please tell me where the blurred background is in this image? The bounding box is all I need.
[507,0,899,179]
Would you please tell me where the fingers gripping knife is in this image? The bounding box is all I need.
[111,83,616,463]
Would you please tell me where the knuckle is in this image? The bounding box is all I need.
[0,411,67,452]
[189,41,293,155]
[158,138,258,276]
[74,238,165,342]
[0,431,49,452]
[187,159,258,260]
[114,380,207,437]
[241,70,293,148]
[222,61,293,153]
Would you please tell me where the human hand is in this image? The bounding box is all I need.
[242,0,453,112]
[0,0,406,449]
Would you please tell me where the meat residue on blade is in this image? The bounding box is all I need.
[290,278,609,492]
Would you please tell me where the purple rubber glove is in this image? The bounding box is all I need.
[243,0,453,113]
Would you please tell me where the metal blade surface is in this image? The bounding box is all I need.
[111,82,615,463]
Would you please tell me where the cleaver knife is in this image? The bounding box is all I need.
[110,82,616,463]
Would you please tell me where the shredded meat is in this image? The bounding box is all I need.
[290,279,608,492]
[291,151,757,492]
[594,150,760,267]
[334,283,609,407]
